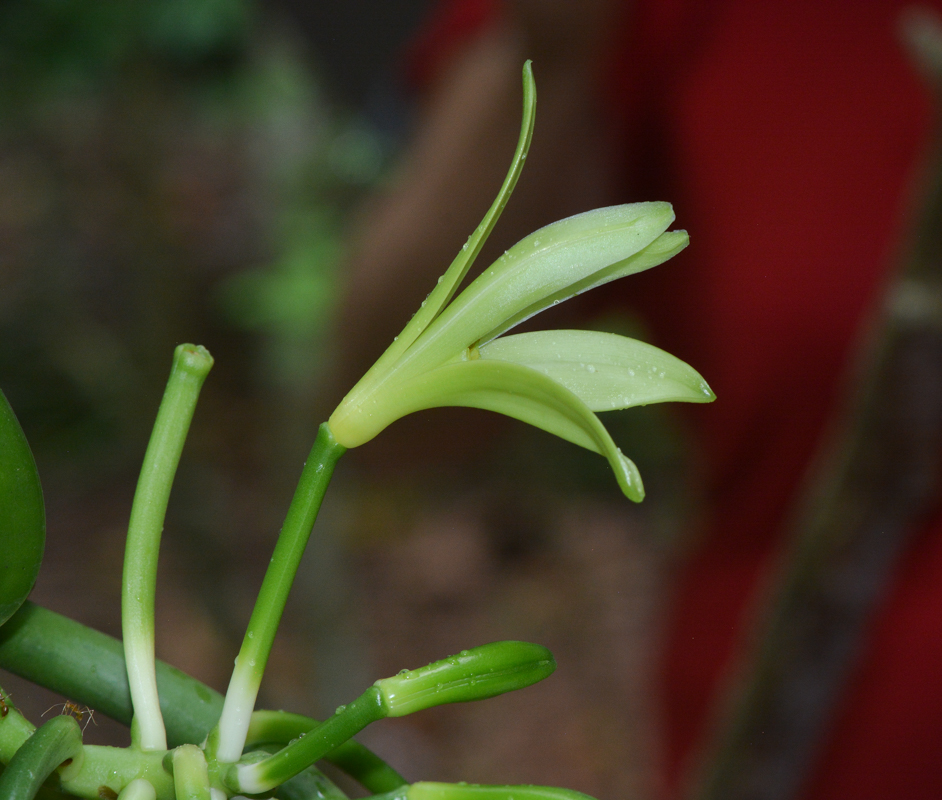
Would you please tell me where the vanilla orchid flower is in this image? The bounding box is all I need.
[328,62,713,501]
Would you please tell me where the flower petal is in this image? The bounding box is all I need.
[480,229,689,344]
[397,203,676,378]
[330,359,646,500]
[479,329,715,410]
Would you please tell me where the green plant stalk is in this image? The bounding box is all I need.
[385,783,598,800]
[226,688,385,795]
[169,745,210,800]
[230,641,555,794]
[59,746,171,799]
[269,760,349,800]
[122,344,213,752]
[214,422,346,763]
[0,603,219,748]
[0,604,403,793]
[0,716,83,800]
[245,711,405,793]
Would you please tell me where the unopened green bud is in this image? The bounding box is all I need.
[409,783,596,800]
[375,642,555,717]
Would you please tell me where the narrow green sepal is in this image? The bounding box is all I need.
[407,783,598,800]
[396,204,676,383]
[375,642,555,717]
[349,60,537,403]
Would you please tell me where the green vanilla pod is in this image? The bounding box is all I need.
[375,642,556,717]
[368,783,598,800]
[408,783,597,800]
[0,390,45,629]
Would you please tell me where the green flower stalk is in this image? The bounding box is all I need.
[225,642,555,795]
[123,344,213,752]
[328,63,713,501]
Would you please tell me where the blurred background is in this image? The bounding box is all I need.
[3,2,942,800]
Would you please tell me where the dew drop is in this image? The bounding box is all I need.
[335,705,347,715]
[586,364,597,373]
[397,669,409,676]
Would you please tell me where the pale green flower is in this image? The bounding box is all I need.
[328,63,713,501]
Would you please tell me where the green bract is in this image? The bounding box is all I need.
[376,641,556,717]
[327,63,713,501]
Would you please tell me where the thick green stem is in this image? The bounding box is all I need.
[0,604,403,792]
[0,603,219,748]
[59,746,172,799]
[246,711,406,793]
[0,716,83,800]
[123,344,213,752]
[226,689,384,795]
[214,423,345,763]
